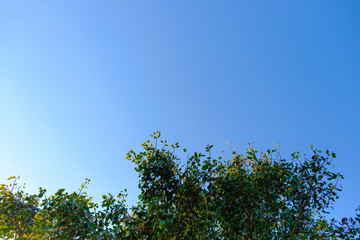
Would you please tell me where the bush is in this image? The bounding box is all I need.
[1,131,359,239]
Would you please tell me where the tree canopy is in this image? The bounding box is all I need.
[1,131,360,239]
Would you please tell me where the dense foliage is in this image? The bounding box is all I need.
[1,131,360,239]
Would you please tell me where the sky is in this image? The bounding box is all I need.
[0,1,359,220]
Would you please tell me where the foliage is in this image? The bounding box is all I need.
[1,131,360,239]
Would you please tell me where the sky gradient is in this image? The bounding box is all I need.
[1,1,359,220]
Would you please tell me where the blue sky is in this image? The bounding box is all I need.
[1,1,359,220]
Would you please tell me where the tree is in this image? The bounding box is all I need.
[1,131,360,239]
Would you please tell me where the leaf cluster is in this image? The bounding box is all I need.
[1,132,360,239]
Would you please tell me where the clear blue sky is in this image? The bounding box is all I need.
[1,1,359,220]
